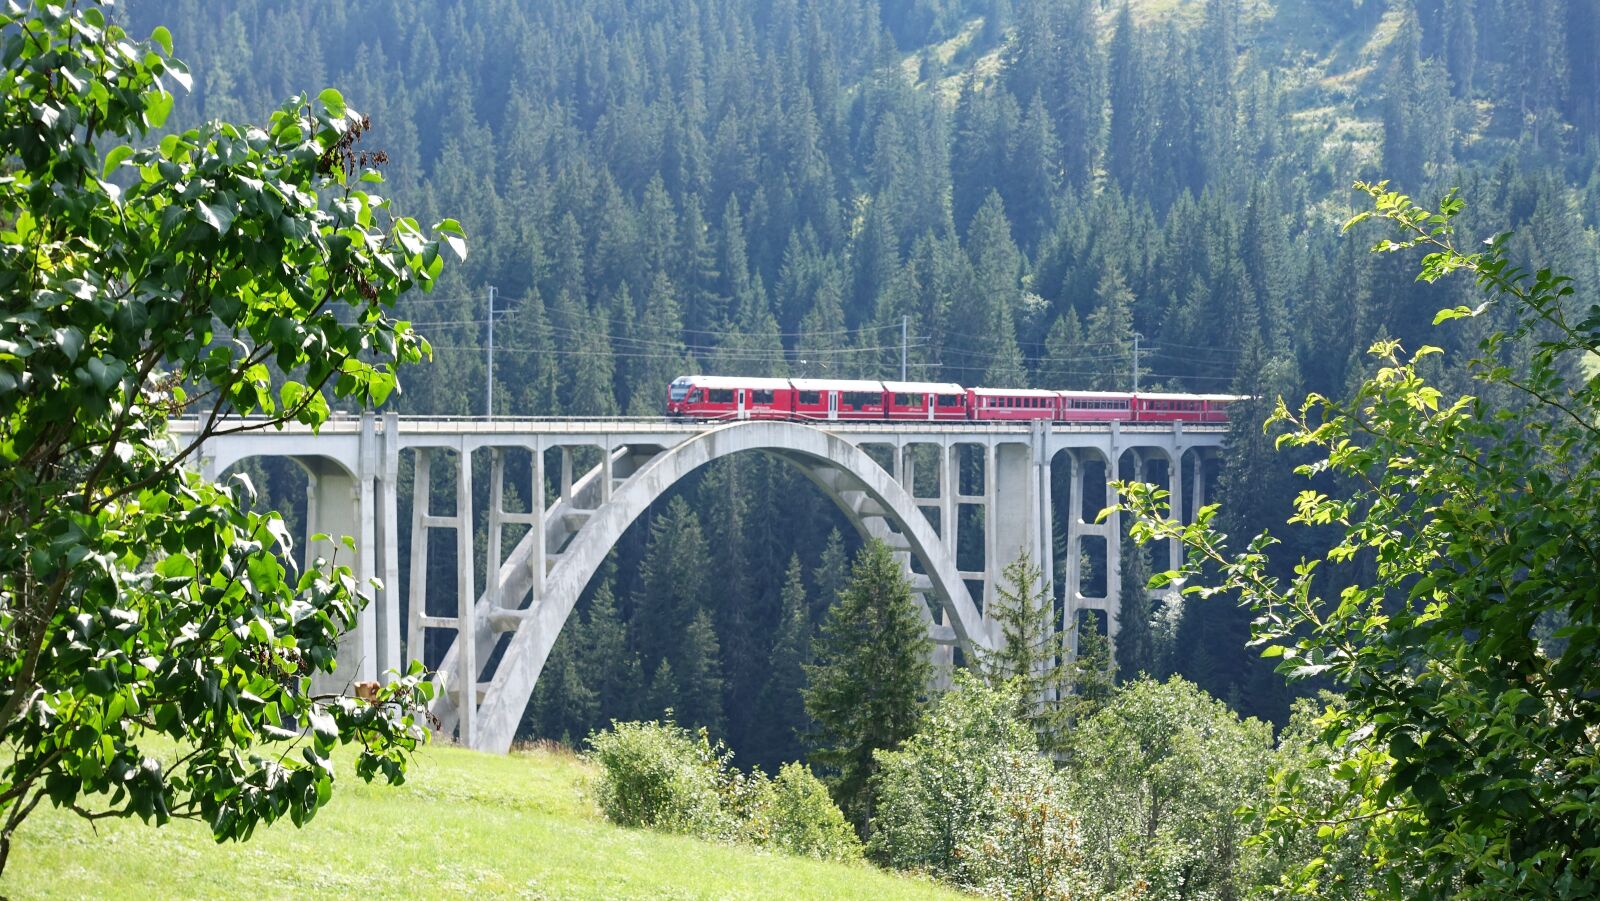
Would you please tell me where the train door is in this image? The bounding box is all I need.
[827,391,838,421]
[927,394,935,421]
[737,389,748,419]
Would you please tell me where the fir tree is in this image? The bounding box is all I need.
[979,551,1072,753]
[677,609,727,737]
[749,555,814,771]
[1114,529,1156,682]
[803,540,932,835]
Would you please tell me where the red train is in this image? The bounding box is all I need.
[666,376,1242,424]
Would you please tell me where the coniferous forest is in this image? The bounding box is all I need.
[119,0,1600,769]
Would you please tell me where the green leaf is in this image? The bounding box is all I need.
[318,88,346,119]
[150,25,173,56]
[197,202,236,235]
[102,145,133,179]
[144,90,174,129]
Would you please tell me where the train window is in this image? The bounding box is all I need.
[937,394,961,407]
[797,391,820,405]
[842,391,878,408]
[708,389,735,404]
[687,389,701,402]
[894,393,923,407]
[752,389,774,404]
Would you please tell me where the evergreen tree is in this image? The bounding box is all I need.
[677,609,727,736]
[633,496,711,670]
[979,552,1072,753]
[811,528,851,623]
[584,580,635,725]
[1084,263,1137,391]
[749,555,814,771]
[646,658,679,721]
[1114,529,1156,682]
[803,540,933,835]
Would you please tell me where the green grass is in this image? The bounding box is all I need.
[2,743,963,900]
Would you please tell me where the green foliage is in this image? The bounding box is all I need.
[587,721,860,864]
[1063,677,1272,900]
[804,540,932,835]
[742,762,863,863]
[1122,183,1600,896]
[869,673,1088,900]
[585,720,735,837]
[977,552,1072,752]
[0,2,458,872]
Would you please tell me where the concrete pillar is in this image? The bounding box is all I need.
[456,444,477,747]
[941,443,956,557]
[532,440,546,600]
[406,448,431,669]
[488,447,505,612]
[380,411,401,681]
[1167,447,1184,573]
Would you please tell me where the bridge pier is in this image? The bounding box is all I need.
[177,415,1225,753]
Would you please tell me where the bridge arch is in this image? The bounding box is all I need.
[436,421,987,753]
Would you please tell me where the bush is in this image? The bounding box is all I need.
[871,673,1085,898]
[587,720,859,863]
[585,719,735,837]
[743,763,863,862]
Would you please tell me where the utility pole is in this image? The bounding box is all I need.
[485,285,497,418]
[901,315,908,381]
[1132,331,1141,393]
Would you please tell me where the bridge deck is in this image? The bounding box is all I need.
[169,415,1230,436]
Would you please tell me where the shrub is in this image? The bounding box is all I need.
[585,719,735,837]
[743,763,863,862]
[870,673,1084,898]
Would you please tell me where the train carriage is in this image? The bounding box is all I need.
[1057,390,1137,422]
[969,387,1060,421]
[883,380,968,421]
[667,375,794,420]
[1135,392,1244,423]
[789,378,888,421]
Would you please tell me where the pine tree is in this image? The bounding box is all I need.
[633,496,710,670]
[524,623,598,745]
[811,528,850,622]
[646,658,679,721]
[584,580,634,725]
[1084,263,1137,391]
[677,609,727,737]
[1114,529,1156,682]
[803,540,932,835]
[980,551,1073,753]
[749,555,813,771]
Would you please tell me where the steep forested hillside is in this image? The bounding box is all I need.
[120,0,1600,763]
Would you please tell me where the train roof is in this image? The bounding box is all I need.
[789,378,886,392]
[680,375,792,390]
[969,386,1061,397]
[1137,392,1250,401]
[1058,390,1134,398]
[882,380,965,394]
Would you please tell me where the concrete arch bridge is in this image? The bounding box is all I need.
[175,414,1226,753]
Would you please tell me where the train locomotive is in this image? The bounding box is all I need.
[666,375,1241,424]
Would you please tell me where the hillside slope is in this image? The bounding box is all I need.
[2,745,960,899]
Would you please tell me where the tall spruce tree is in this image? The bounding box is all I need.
[803,540,933,835]
[677,609,727,736]
[749,555,814,771]
[979,552,1072,753]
